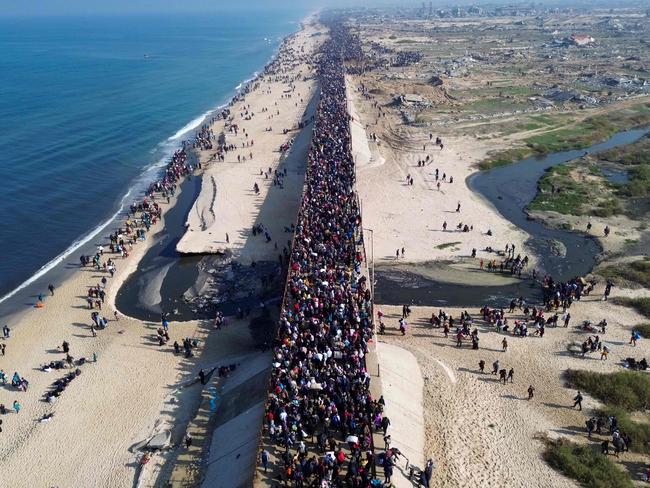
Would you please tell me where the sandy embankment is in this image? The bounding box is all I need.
[346,76,534,271]
[0,20,322,488]
[376,283,650,488]
[176,22,323,262]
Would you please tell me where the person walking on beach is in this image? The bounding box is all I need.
[502,338,508,352]
[383,455,394,483]
[492,360,500,375]
[527,385,535,400]
[381,416,391,435]
[48,283,55,296]
[260,449,270,473]
[478,359,485,373]
[603,280,613,301]
[507,368,514,383]
[13,400,21,414]
[3,324,10,339]
[573,391,583,411]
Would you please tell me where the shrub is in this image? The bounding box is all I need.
[564,370,650,411]
[543,439,633,488]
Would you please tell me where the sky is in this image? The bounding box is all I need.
[0,0,643,17]
[0,0,330,17]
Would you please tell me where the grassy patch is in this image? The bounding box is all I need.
[600,133,650,166]
[636,323,650,338]
[564,370,650,411]
[436,241,461,250]
[563,370,650,457]
[599,406,650,456]
[614,297,650,319]
[598,258,650,287]
[598,133,650,198]
[527,163,620,216]
[479,147,533,170]
[543,439,633,488]
[479,103,650,170]
[525,117,618,154]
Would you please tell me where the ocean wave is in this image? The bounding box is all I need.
[167,112,209,141]
[0,188,134,306]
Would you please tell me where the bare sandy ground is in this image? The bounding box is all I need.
[347,77,534,269]
[176,22,322,263]
[376,281,650,487]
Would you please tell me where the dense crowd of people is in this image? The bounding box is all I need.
[259,22,399,487]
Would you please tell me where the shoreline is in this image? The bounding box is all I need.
[0,15,311,325]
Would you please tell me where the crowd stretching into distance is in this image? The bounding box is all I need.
[260,21,400,487]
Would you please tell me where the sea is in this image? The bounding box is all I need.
[0,8,309,311]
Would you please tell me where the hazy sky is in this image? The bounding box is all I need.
[0,0,434,17]
[0,0,336,17]
[1,0,642,17]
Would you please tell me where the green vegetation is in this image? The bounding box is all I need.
[543,439,633,488]
[479,147,532,170]
[565,370,650,411]
[436,241,461,250]
[614,297,650,319]
[564,370,650,456]
[525,116,621,154]
[622,164,650,197]
[600,406,650,456]
[527,163,621,216]
[598,134,650,198]
[598,258,650,287]
[636,323,650,338]
[600,134,650,166]
[528,165,587,214]
[479,103,650,170]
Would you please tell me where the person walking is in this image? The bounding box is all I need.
[573,391,583,411]
[478,359,485,373]
[13,400,21,414]
[381,416,391,435]
[492,360,500,375]
[48,283,55,296]
[502,338,508,352]
[260,449,270,473]
[507,368,514,383]
[527,385,535,400]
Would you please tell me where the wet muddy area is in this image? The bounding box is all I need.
[115,174,284,322]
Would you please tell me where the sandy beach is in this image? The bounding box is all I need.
[176,21,323,262]
[0,17,321,488]
[346,77,536,272]
[374,285,650,487]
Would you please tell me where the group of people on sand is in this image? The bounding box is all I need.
[259,23,411,488]
[0,124,199,431]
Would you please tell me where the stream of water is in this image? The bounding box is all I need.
[376,126,650,307]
